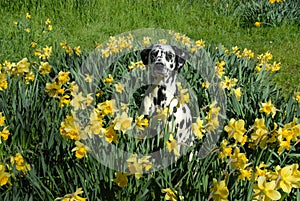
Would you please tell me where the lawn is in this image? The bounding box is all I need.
[0,0,299,200]
[1,0,299,93]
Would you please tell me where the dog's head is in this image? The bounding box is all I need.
[141,44,187,78]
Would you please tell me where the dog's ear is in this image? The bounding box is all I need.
[141,46,153,65]
[173,46,188,72]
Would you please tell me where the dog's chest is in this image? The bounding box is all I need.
[142,82,177,115]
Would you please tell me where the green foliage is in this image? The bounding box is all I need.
[237,0,300,27]
[0,1,299,200]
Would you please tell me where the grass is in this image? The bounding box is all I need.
[0,0,299,94]
[0,0,300,200]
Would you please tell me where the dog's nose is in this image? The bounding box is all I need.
[156,57,163,62]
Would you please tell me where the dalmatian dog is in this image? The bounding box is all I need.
[140,44,194,156]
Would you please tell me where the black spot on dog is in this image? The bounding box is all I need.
[168,115,176,122]
[166,76,174,85]
[157,85,167,106]
[186,118,191,128]
[173,106,177,113]
[179,120,185,129]
[153,97,157,105]
[182,107,186,113]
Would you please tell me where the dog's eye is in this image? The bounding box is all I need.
[150,50,159,59]
[166,52,174,61]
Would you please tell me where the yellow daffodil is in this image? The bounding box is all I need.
[101,48,110,58]
[25,13,31,19]
[14,58,30,75]
[127,154,152,179]
[274,164,300,193]
[220,76,238,90]
[39,62,52,75]
[206,101,220,131]
[60,41,67,48]
[161,188,184,201]
[233,87,242,101]
[202,80,210,89]
[11,153,30,173]
[74,46,81,56]
[153,107,169,121]
[37,45,52,60]
[159,39,167,44]
[138,155,152,171]
[210,178,229,201]
[48,25,53,31]
[113,112,133,134]
[25,71,35,84]
[230,147,249,170]
[135,115,149,130]
[254,162,269,180]
[195,39,205,48]
[0,73,8,91]
[85,109,104,135]
[142,37,151,46]
[84,74,93,83]
[224,119,247,145]
[128,61,146,70]
[173,32,181,41]
[45,18,51,25]
[70,92,86,111]
[72,141,90,159]
[218,139,233,159]
[97,99,118,116]
[60,114,82,140]
[270,61,281,72]
[231,46,239,54]
[121,103,129,112]
[250,118,269,148]
[45,82,63,97]
[0,164,10,186]
[127,154,142,179]
[215,61,226,78]
[254,22,261,27]
[103,74,114,85]
[252,176,281,201]
[181,34,191,46]
[190,46,197,53]
[276,120,299,155]
[112,172,128,188]
[69,81,79,93]
[166,134,179,157]
[0,126,10,142]
[192,117,206,139]
[65,47,73,55]
[260,99,277,118]
[57,188,87,201]
[294,92,300,103]
[241,48,255,59]
[31,41,37,48]
[0,112,5,126]
[58,71,70,85]
[238,168,252,181]
[178,88,190,105]
[105,125,119,144]
[59,94,71,108]
[115,83,125,93]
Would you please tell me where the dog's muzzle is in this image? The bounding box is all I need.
[152,62,169,76]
